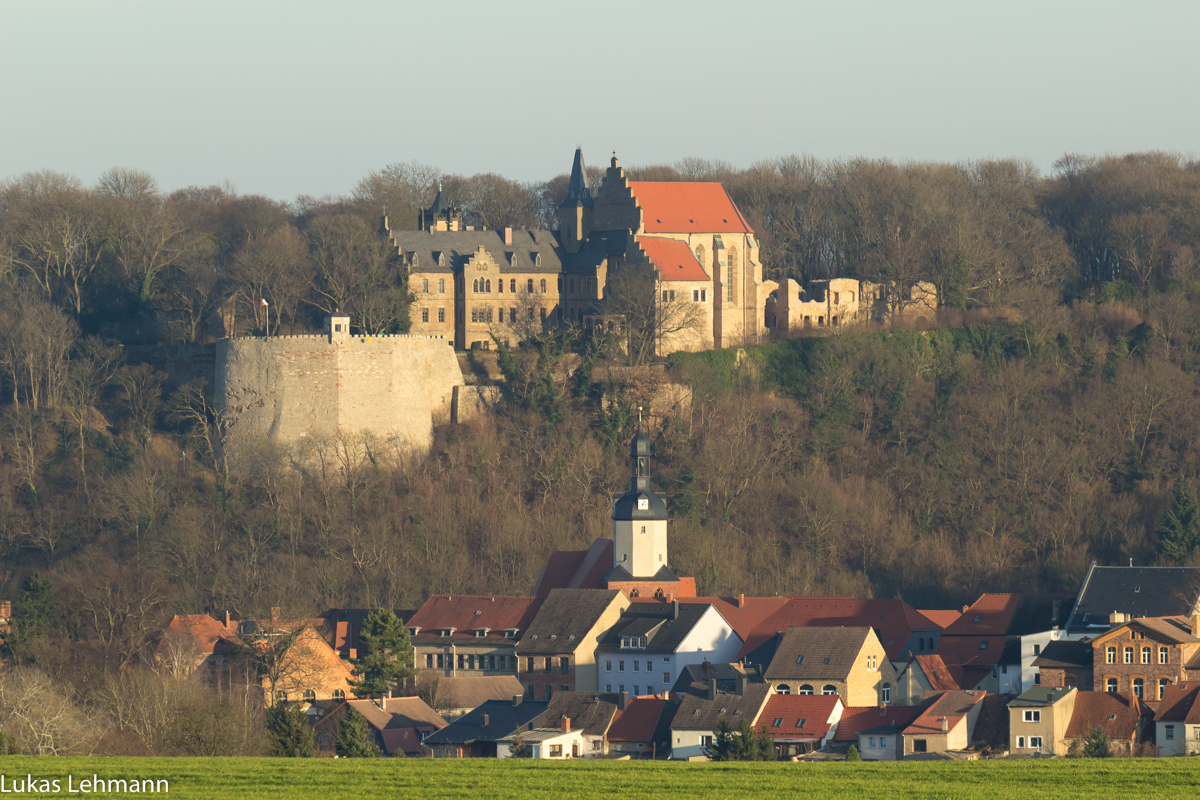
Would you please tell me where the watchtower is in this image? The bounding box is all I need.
[325,312,351,343]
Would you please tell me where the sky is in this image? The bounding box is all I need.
[2,0,1197,201]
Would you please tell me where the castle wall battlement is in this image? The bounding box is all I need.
[215,335,463,460]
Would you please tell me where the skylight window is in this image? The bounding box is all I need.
[797,718,807,727]
[796,655,805,665]
[979,641,988,650]
[773,718,783,727]
[973,615,983,623]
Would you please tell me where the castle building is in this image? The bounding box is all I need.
[383,147,768,355]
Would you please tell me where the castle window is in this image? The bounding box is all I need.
[540,308,546,322]
[422,278,429,293]
[485,279,491,293]
[727,246,738,303]
[498,309,504,323]
[438,308,445,323]
[557,276,563,291]
[438,278,445,293]
[695,244,706,267]
[535,253,542,267]
[473,279,479,293]
[438,253,446,267]
[303,689,316,702]
[528,307,535,320]
[421,309,429,323]
[510,279,516,293]
[498,279,504,294]
[540,278,547,293]
[569,278,576,293]
[527,279,534,293]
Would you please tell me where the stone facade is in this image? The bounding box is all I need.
[214,314,462,463]
[764,277,938,337]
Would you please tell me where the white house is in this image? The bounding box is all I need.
[498,723,586,759]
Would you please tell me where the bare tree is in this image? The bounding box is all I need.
[603,267,706,365]
[0,666,98,755]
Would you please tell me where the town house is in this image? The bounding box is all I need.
[406,595,543,679]
[1007,687,1077,756]
[1091,615,1200,701]
[1154,682,1200,756]
[745,625,899,707]
[516,589,629,698]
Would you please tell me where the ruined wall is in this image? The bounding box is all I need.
[215,334,462,460]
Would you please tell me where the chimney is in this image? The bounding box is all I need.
[735,674,745,697]
[561,717,571,732]
[738,594,745,609]
[534,230,541,244]
[271,607,281,621]
[513,695,523,707]
[349,648,358,660]
[618,691,628,711]
[224,610,231,631]
[481,714,489,728]
[941,717,949,733]
[504,227,513,246]
[672,599,680,621]
[707,678,717,702]
[961,606,969,614]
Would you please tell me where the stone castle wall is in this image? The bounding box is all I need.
[215,334,462,460]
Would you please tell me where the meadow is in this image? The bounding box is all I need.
[0,757,1197,799]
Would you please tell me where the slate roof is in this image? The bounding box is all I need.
[832,701,932,742]
[636,237,709,282]
[671,662,757,698]
[629,182,753,234]
[1064,691,1142,740]
[435,676,526,710]
[561,148,594,208]
[596,602,724,655]
[611,482,670,522]
[1154,682,1200,723]
[671,684,773,731]
[517,589,622,655]
[1127,615,1200,644]
[532,538,612,596]
[758,695,841,741]
[407,595,543,642]
[541,692,621,737]
[1065,564,1200,634]
[422,699,549,745]
[904,690,986,736]
[603,564,679,584]
[757,626,874,682]
[388,229,563,275]
[607,697,671,743]
[738,597,939,661]
[1009,687,1075,708]
[1031,640,1093,669]
[639,596,789,642]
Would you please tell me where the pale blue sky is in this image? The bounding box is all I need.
[2,0,1197,200]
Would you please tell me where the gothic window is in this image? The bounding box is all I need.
[498,279,504,294]
[422,278,429,293]
[485,279,491,293]
[695,244,706,268]
[472,279,479,293]
[540,278,547,293]
[527,279,534,293]
[727,246,738,303]
[535,253,542,267]
[438,278,445,293]
[510,279,516,293]
[438,253,446,267]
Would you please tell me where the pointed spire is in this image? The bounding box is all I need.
[429,182,452,213]
[560,147,594,209]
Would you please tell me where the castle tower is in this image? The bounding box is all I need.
[419,183,463,232]
[611,413,669,577]
[325,311,351,343]
[558,147,593,254]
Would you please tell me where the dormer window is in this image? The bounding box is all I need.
[438,252,447,267]
[509,252,518,267]
[504,628,518,638]
[407,627,421,636]
[474,628,489,638]
[979,640,988,650]
[534,252,542,267]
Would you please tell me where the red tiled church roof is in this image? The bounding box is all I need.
[636,237,709,282]
[629,182,753,234]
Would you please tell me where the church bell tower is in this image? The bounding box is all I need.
[611,410,669,578]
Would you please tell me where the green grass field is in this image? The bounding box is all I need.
[0,757,1198,799]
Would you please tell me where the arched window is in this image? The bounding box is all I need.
[472,278,479,293]
[438,278,445,293]
[302,689,316,702]
[1133,677,1144,698]
[695,244,706,268]
[332,689,345,701]
[422,278,429,293]
[275,691,288,703]
[630,589,639,598]
[527,279,534,293]
[776,685,791,695]
[798,685,813,695]
[1106,678,1117,693]
[726,246,738,303]
[653,588,664,598]
[485,279,491,293]
[540,278,547,293]
[822,685,838,696]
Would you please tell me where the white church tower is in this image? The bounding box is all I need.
[611,411,670,577]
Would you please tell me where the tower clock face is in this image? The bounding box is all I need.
[637,498,649,510]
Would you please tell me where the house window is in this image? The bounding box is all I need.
[275,691,288,703]
[438,278,445,293]
[606,685,612,692]
[332,689,345,700]
[303,689,316,702]
[545,686,552,701]
[700,735,713,748]
[633,660,640,672]
[822,685,837,696]
[1017,736,1025,749]
[663,672,670,683]
[1033,644,1040,656]
[422,308,429,323]
[880,737,887,748]
[913,739,927,753]
[1142,647,1152,665]
[422,278,429,293]
[869,737,876,748]
[619,661,625,672]
[549,744,563,758]
[776,685,790,695]
[1160,647,1169,665]
[881,685,891,704]
[425,654,433,668]
[1165,724,1175,740]
[1029,736,1043,749]
[540,279,547,293]
[1024,710,1041,722]
[1106,678,1117,693]
[1133,678,1144,698]
[606,660,612,672]
[1106,647,1116,664]
[633,685,640,695]
[1124,647,1133,664]
[1160,678,1169,700]
[457,654,465,669]
[560,657,569,674]
[438,308,445,323]
[799,685,813,695]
